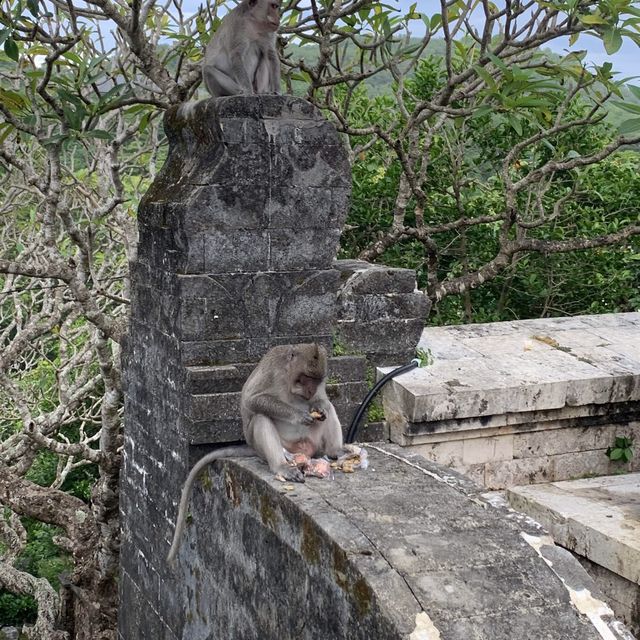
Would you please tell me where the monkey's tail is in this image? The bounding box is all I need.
[167,445,255,565]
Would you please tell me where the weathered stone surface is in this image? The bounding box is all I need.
[381,314,640,490]
[508,474,640,584]
[335,259,418,294]
[385,312,640,434]
[166,446,625,639]
[576,555,640,637]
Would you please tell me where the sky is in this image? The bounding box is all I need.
[396,0,639,80]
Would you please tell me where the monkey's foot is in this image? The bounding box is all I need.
[274,464,305,483]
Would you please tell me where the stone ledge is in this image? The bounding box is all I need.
[164,445,630,639]
[507,473,640,634]
[381,312,640,438]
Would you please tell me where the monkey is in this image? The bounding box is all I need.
[167,343,344,564]
[202,0,281,97]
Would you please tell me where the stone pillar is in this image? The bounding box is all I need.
[334,259,431,366]
[119,96,368,638]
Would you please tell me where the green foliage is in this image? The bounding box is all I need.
[415,348,434,367]
[606,436,634,463]
[0,591,37,626]
[16,521,71,589]
[342,54,640,324]
[0,518,71,628]
[366,400,385,423]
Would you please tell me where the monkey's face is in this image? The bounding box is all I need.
[296,373,322,400]
[289,344,328,400]
[264,0,281,31]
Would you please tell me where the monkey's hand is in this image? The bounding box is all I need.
[310,408,327,421]
[300,412,315,425]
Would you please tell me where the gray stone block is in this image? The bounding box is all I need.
[269,228,342,270]
[203,229,270,273]
[339,292,430,323]
[187,417,244,445]
[338,318,426,364]
[334,259,418,294]
[267,186,348,229]
[271,143,351,188]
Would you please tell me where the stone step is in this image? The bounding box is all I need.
[507,473,640,585]
[507,473,640,633]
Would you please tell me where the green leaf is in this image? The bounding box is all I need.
[26,0,38,17]
[0,29,10,46]
[0,122,14,144]
[628,85,640,101]
[84,129,114,140]
[0,89,26,110]
[602,27,623,54]
[62,103,85,130]
[578,14,607,24]
[430,13,442,30]
[618,117,640,135]
[508,115,523,136]
[486,52,508,73]
[569,32,579,46]
[139,111,151,133]
[26,45,48,55]
[622,449,633,463]
[513,97,551,108]
[471,104,493,120]
[611,100,640,115]
[4,38,19,62]
[474,64,496,89]
[61,51,82,65]
[609,448,624,460]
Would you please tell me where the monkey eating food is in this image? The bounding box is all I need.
[202,0,281,97]
[167,343,344,564]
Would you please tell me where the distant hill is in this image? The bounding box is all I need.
[284,38,640,128]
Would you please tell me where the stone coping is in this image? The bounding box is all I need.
[176,445,629,639]
[507,473,640,585]
[380,313,640,428]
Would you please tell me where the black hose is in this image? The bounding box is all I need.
[345,359,420,444]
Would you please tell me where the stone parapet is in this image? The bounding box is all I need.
[119,445,631,639]
[381,312,640,488]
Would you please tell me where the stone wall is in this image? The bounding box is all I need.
[119,95,428,639]
[334,259,430,366]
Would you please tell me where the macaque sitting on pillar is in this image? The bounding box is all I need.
[202,0,281,97]
[167,344,344,564]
